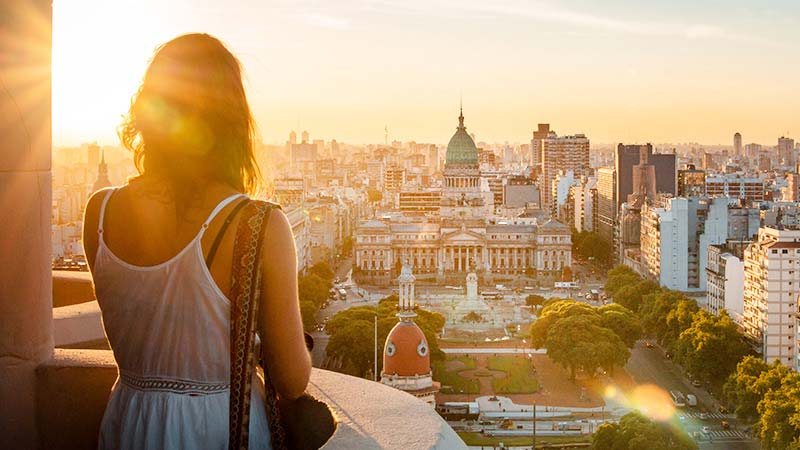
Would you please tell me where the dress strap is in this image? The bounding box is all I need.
[97,187,118,235]
[199,193,248,235]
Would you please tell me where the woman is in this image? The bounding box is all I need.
[83,33,311,449]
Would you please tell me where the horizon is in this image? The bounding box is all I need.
[53,0,799,147]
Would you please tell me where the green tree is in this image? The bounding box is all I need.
[309,261,335,281]
[674,310,750,388]
[463,311,483,323]
[325,298,446,377]
[341,236,354,256]
[599,303,643,348]
[366,188,382,203]
[639,290,687,343]
[545,314,629,379]
[529,299,596,348]
[613,279,660,312]
[662,298,699,351]
[299,301,317,331]
[724,356,788,423]
[758,371,800,450]
[592,411,698,450]
[298,273,330,309]
[525,294,545,308]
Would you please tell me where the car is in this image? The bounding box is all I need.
[718,405,729,414]
[699,413,709,420]
[665,352,673,359]
[692,379,702,387]
[721,421,730,430]
[702,426,710,434]
[645,342,654,349]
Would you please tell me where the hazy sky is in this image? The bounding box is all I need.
[53,0,799,147]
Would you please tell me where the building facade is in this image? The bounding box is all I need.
[541,133,590,208]
[743,227,800,369]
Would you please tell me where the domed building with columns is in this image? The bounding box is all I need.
[381,265,440,406]
[354,108,572,285]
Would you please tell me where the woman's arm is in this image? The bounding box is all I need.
[258,208,312,399]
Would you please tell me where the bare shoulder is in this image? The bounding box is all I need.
[84,187,115,224]
[82,187,116,268]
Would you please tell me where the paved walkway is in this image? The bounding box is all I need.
[443,348,545,354]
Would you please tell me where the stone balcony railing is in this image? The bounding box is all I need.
[47,272,466,450]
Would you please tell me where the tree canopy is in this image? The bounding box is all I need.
[525,294,546,308]
[325,295,445,378]
[593,411,698,450]
[529,299,636,379]
[674,310,750,389]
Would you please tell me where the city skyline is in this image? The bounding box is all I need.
[53,0,799,147]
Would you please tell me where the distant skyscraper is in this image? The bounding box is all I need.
[677,164,706,197]
[541,132,589,208]
[92,150,112,193]
[87,142,100,169]
[734,132,742,157]
[301,130,309,144]
[530,124,550,168]
[779,136,795,165]
[288,130,297,146]
[745,143,762,159]
[615,144,676,212]
[596,167,617,248]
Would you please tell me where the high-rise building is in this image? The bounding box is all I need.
[288,130,297,146]
[640,197,759,292]
[787,173,800,202]
[742,227,800,370]
[677,164,706,197]
[87,143,100,169]
[541,132,589,208]
[530,124,550,167]
[570,176,597,233]
[779,136,795,165]
[596,168,617,247]
[615,144,676,212]
[706,243,745,320]
[301,130,309,144]
[91,150,112,193]
[745,143,762,159]
[705,174,765,203]
[734,132,742,157]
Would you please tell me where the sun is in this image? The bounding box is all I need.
[52,1,170,146]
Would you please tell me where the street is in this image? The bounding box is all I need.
[625,341,760,450]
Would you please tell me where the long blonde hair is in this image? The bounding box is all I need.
[119,33,261,213]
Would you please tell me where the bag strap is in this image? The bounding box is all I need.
[228,200,287,450]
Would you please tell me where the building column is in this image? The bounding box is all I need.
[0,1,53,447]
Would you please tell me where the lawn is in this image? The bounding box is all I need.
[457,432,590,448]
[488,356,540,394]
[432,356,480,394]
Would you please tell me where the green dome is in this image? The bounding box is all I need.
[445,110,478,166]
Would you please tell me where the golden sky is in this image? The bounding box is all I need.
[53,0,800,147]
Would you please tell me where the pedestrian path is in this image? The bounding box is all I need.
[683,411,730,420]
[706,429,749,440]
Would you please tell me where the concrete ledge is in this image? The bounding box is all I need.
[35,349,464,449]
[36,349,117,450]
[53,301,105,347]
[309,370,466,449]
[52,270,95,308]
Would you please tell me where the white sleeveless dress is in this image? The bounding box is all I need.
[93,188,271,450]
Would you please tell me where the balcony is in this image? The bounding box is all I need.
[42,274,466,450]
[38,348,464,450]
